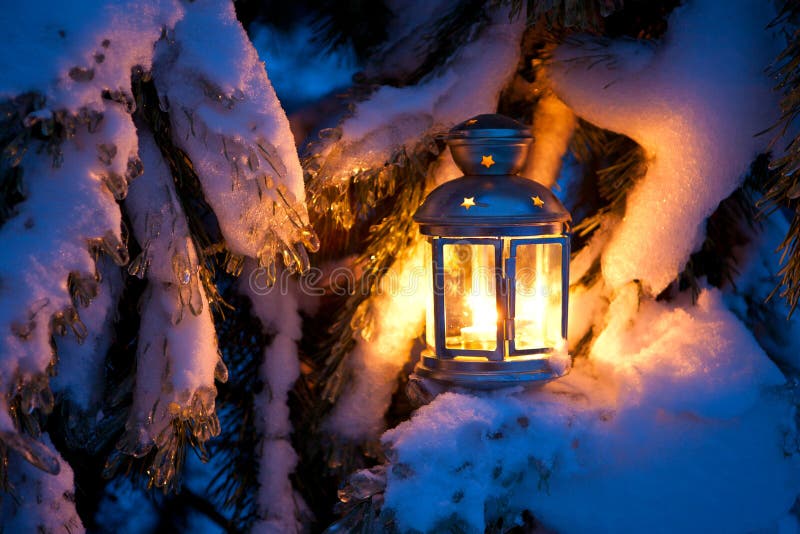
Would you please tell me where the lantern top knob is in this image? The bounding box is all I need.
[446,114,532,176]
[448,114,533,140]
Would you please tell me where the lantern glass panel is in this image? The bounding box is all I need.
[442,243,497,351]
[512,242,564,350]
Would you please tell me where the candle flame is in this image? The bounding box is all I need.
[466,294,497,329]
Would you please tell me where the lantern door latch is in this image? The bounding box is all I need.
[504,318,515,340]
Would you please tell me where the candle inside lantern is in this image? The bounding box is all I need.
[459,294,498,350]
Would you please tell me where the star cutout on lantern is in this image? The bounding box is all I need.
[461,197,476,210]
[532,195,544,208]
[481,155,495,168]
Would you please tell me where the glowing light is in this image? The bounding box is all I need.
[460,294,497,350]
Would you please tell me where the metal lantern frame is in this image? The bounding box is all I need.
[429,234,570,361]
[413,114,572,387]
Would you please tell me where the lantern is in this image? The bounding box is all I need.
[413,114,572,387]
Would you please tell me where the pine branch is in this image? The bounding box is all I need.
[291,135,442,528]
[0,90,128,504]
[310,0,393,62]
[206,285,266,531]
[0,94,40,228]
[511,0,616,33]
[99,72,235,497]
[761,2,800,316]
[401,0,490,85]
[132,74,228,313]
[304,136,442,405]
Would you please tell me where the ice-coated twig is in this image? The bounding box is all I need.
[115,127,226,491]
[153,0,317,281]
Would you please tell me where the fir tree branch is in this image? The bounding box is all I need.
[206,286,265,531]
[304,136,442,404]
[310,0,393,62]
[762,2,800,315]
[132,74,228,313]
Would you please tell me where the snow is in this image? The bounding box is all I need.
[153,0,312,263]
[0,0,181,112]
[51,257,123,410]
[380,288,799,532]
[592,286,785,418]
[522,92,576,189]
[126,127,201,288]
[1,434,83,533]
[127,281,219,448]
[0,103,132,396]
[548,0,784,295]
[0,0,181,414]
[316,7,524,184]
[242,263,307,532]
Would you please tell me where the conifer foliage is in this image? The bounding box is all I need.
[0,0,799,532]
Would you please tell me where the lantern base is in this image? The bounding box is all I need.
[413,354,566,389]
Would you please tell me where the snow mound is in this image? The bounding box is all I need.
[382,288,799,532]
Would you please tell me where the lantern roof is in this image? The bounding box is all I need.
[413,175,570,235]
[414,114,571,236]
